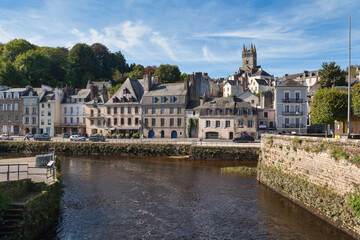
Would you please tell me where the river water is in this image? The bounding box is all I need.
[43,155,352,240]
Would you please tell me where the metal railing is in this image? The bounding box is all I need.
[281,124,305,128]
[282,98,304,103]
[282,111,303,116]
[0,164,28,181]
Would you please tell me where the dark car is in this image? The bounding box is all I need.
[34,134,51,141]
[89,135,105,142]
[233,135,255,143]
[63,132,70,138]
[81,133,88,138]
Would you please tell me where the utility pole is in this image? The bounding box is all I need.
[347,16,351,136]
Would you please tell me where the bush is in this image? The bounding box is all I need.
[125,133,130,138]
[111,133,117,139]
[349,193,360,217]
[132,132,140,138]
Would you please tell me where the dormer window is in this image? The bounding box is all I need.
[216,109,222,115]
[29,91,33,97]
[170,96,175,103]
[123,89,127,94]
[206,109,212,115]
[160,96,165,103]
[152,97,157,103]
[129,97,134,102]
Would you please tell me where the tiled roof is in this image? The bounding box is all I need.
[278,79,306,87]
[143,83,185,97]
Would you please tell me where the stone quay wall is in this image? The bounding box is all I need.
[258,134,360,239]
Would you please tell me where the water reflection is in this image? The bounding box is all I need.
[47,155,352,239]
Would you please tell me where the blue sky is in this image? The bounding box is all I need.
[0,0,359,78]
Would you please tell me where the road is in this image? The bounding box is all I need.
[7,136,261,148]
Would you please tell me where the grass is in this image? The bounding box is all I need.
[221,166,257,176]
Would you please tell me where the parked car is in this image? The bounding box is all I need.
[70,135,86,141]
[233,135,255,143]
[0,134,14,140]
[81,133,88,138]
[25,133,33,138]
[89,135,105,142]
[34,134,51,141]
[63,132,70,138]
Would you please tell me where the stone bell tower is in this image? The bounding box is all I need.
[241,43,257,71]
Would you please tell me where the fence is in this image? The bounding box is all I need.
[0,164,28,181]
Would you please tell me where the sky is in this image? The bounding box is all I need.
[0,0,359,78]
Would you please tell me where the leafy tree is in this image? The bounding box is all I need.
[0,58,23,87]
[153,64,181,83]
[112,70,129,84]
[14,49,51,87]
[129,64,144,79]
[39,47,68,87]
[311,88,348,136]
[180,73,189,81]
[67,43,98,88]
[2,39,36,62]
[352,83,360,117]
[144,65,157,75]
[318,62,347,89]
[91,43,113,79]
[0,43,3,56]
[108,83,122,94]
[112,51,128,73]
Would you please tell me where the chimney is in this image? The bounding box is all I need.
[101,87,108,103]
[144,74,152,92]
[90,85,98,100]
[184,78,189,91]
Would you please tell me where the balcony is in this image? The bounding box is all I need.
[282,111,303,116]
[282,98,304,103]
[86,114,104,119]
[281,124,305,128]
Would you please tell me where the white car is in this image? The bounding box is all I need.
[70,135,86,141]
[0,134,14,140]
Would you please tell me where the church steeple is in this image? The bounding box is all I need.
[243,44,245,52]
[241,44,257,71]
[250,43,254,52]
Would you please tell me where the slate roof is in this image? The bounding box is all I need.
[106,78,144,104]
[71,89,91,99]
[278,79,306,87]
[251,69,271,77]
[40,91,55,102]
[86,80,112,90]
[143,83,185,97]
[186,100,201,110]
[201,97,236,109]
[284,70,319,80]
[254,79,268,86]
[239,91,257,99]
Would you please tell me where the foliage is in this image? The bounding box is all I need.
[108,83,122,94]
[352,83,360,117]
[311,88,348,125]
[318,62,347,89]
[349,193,360,217]
[187,118,199,137]
[221,166,257,175]
[0,58,23,87]
[153,64,181,83]
[1,39,36,62]
[144,65,157,75]
[132,132,140,138]
[180,73,189,81]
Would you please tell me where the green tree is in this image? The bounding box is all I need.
[112,51,128,73]
[91,43,113,79]
[39,47,68,87]
[129,64,144,79]
[14,49,51,87]
[0,58,23,87]
[67,43,98,88]
[153,64,181,83]
[2,39,36,62]
[144,65,157,75]
[318,62,347,89]
[311,88,348,136]
[352,83,360,117]
[180,73,189,81]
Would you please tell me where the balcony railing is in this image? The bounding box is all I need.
[282,111,303,116]
[86,114,105,118]
[281,124,305,128]
[282,98,303,103]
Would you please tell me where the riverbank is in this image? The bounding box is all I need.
[0,141,259,161]
[258,134,360,239]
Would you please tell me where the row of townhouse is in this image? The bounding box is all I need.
[0,73,308,139]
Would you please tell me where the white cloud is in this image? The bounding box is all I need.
[150,32,178,61]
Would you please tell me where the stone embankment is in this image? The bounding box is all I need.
[0,141,259,161]
[258,134,360,239]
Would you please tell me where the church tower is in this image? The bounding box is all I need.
[241,44,257,71]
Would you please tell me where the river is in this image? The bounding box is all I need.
[42,155,352,240]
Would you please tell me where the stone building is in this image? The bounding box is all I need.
[60,87,90,135]
[85,86,108,136]
[22,86,44,135]
[141,75,188,138]
[198,97,257,139]
[275,79,307,134]
[223,79,243,97]
[0,87,26,135]
[104,78,144,137]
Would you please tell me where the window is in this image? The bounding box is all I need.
[25,117,29,124]
[121,107,124,114]
[107,107,111,114]
[48,111,51,116]
[90,110,94,116]
[32,108,36,115]
[97,120,101,126]
[248,120,253,127]
[295,92,300,100]
[24,99,29,105]
[31,99,36,105]
[144,118,148,127]
[114,118,118,125]
[177,118,181,126]
[152,97,157,103]
[91,120,94,125]
[177,108,181,114]
[295,105,300,113]
[285,105,290,112]
[14,103,18,111]
[41,120,44,125]
[71,107,73,114]
[48,104,50,108]
[238,121,243,128]
[135,118,139,125]
[0,115,3,122]
[128,107,131,114]
[170,107,174,114]
[123,89,127,94]
[225,121,230,128]
[32,117,36,124]
[15,115,18,121]
[152,108,156,114]
[243,109,248,115]
[114,107,117,114]
[238,109,243,115]
[121,118,124,125]
[216,121,220,128]
[135,107,138,114]
[70,117,73,124]
[7,104,12,110]
[64,117,67,124]
[206,109,212,115]
[41,111,44,116]
[42,104,44,108]
[285,92,289,100]
[161,118,165,126]
[170,96,175,103]
[264,112,268,118]
[152,118,156,126]
[97,109,101,116]
[206,120,210,128]
[128,118,132,125]
[161,96,165,103]
[251,100,255,104]
[161,107,165,114]
[216,109,222,115]
[144,108,148,114]
[0,104,2,111]
[170,118,174,126]
[25,107,29,114]
[48,119,51,125]
[77,117,79,124]
[107,118,111,126]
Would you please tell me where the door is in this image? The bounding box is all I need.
[171,130,177,138]
[161,130,165,138]
[148,130,154,138]
[229,132,233,139]
[206,132,219,139]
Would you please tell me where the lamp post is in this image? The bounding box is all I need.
[347,16,351,137]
